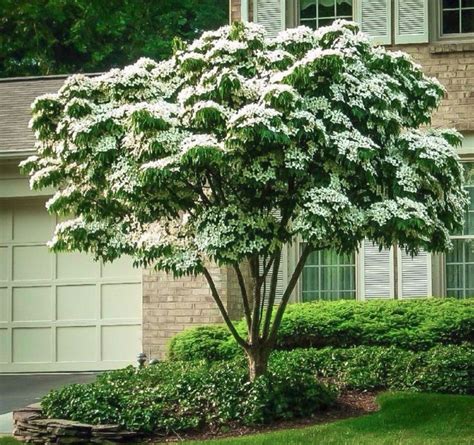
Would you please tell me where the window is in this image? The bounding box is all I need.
[301,246,356,301]
[446,163,474,298]
[300,0,353,30]
[441,0,474,35]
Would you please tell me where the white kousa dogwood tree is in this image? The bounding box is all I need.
[22,21,468,379]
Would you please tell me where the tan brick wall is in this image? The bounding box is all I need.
[395,44,474,132]
[142,263,251,360]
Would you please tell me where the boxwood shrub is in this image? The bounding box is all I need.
[168,299,474,361]
[274,344,473,394]
[41,360,336,434]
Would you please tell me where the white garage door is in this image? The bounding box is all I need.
[0,198,142,372]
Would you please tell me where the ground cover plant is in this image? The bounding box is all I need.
[22,20,468,379]
[41,359,336,434]
[168,298,474,361]
[39,343,471,436]
[1,393,472,445]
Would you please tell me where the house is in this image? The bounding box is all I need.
[0,0,473,373]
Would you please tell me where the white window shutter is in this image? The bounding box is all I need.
[357,0,392,45]
[259,245,288,306]
[253,0,286,38]
[398,249,432,298]
[394,0,429,44]
[360,240,394,299]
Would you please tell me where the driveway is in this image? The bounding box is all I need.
[0,373,97,434]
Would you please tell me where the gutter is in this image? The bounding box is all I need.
[0,149,36,160]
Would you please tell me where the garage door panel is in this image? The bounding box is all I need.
[12,287,52,322]
[0,329,8,362]
[13,204,52,243]
[102,283,141,320]
[102,256,140,279]
[56,252,100,280]
[57,326,97,362]
[56,285,97,321]
[0,247,8,281]
[0,288,7,322]
[0,207,11,242]
[102,325,141,361]
[13,327,52,363]
[1,198,142,373]
[13,245,52,280]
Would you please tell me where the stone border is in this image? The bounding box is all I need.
[13,403,139,444]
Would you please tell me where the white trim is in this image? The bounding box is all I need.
[241,0,249,22]
[397,248,432,298]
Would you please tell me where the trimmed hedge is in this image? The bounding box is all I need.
[42,360,336,434]
[168,299,474,361]
[275,344,473,394]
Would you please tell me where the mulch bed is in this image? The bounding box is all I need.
[148,390,380,444]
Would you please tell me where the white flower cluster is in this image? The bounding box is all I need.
[22,20,466,274]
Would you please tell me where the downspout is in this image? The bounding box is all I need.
[241,0,249,22]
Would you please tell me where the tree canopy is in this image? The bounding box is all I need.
[21,21,468,378]
[0,0,228,77]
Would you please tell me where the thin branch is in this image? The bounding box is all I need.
[249,255,261,345]
[202,267,248,349]
[266,243,313,346]
[233,263,252,329]
[262,248,282,340]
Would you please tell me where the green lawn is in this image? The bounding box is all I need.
[1,393,472,445]
[183,392,474,445]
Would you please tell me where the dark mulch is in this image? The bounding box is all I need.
[147,390,379,444]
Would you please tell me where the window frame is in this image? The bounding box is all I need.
[432,0,474,42]
[444,158,474,298]
[294,241,361,302]
[296,0,355,29]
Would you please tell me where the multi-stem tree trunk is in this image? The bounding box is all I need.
[246,344,271,381]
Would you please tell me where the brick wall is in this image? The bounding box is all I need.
[142,263,252,359]
[397,43,474,132]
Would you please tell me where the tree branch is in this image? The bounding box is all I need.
[262,248,282,340]
[266,243,312,346]
[249,255,261,345]
[202,267,248,349]
[233,263,252,329]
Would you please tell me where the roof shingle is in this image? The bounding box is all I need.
[0,76,67,153]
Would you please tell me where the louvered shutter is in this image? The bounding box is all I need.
[357,0,392,45]
[394,0,429,44]
[398,249,432,298]
[253,0,286,38]
[259,246,288,306]
[259,208,289,306]
[360,240,394,299]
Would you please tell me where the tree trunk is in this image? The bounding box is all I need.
[246,346,270,381]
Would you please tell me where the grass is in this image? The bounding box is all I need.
[1,393,472,445]
[182,392,474,445]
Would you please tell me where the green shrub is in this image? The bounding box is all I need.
[270,344,473,394]
[41,360,335,434]
[168,299,474,361]
[168,325,240,362]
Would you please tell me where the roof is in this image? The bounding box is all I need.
[0,75,68,157]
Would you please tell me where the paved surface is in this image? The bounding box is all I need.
[0,373,97,415]
[0,373,97,434]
